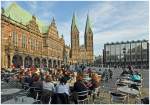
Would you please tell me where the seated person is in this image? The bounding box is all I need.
[43,75,55,92]
[41,75,54,104]
[31,74,43,89]
[73,74,88,92]
[23,72,33,84]
[121,69,129,76]
[89,74,100,90]
[130,72,141,83]
[72,74,88,104]
[55,77,70,95]
[29,74,43,99]
[62,71,70,82]
[53,77,70,104]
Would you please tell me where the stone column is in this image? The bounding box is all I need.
[22,56,25,69]
[52,59,53,68]
[9,53,14,68]
[2,52,6,68]
[39,58,41,68]
[32,57,34,67]
[40,58,42,68]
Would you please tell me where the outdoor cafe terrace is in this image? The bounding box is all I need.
[1,66,148,104]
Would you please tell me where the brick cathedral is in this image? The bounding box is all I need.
[70,13,94,64]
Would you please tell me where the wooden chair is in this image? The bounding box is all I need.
[34,87,42,104]
[90,87,101,103]
[22,83,30,90]
[25,86,42,103]
[110,91,127,104]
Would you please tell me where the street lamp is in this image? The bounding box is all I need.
[123,47,126,68]
[57,56,60,68]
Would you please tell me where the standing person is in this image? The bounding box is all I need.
[128,65,133,75]
[104,69,109,81]
[39,69,44,81]
[108,69,113,79]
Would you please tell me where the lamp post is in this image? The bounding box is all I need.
[123,48,126,68]
[57,56,60,68]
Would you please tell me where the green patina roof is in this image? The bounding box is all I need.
[3,2,49,33]
[71,12,78,31]
[85,14,92,34]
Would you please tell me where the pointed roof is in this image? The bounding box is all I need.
[85,14,92,34]
[71,12,78,31]
[3,2,48,33]
[61,34,64,38]
[51,17,56,25]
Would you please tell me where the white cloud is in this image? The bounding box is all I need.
[1,1,13,8]
[27,1,55,24]
[89,2,148,55]
[57,21,71,45]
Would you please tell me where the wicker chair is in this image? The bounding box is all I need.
[76,90,89,104]
[109,91,127,104]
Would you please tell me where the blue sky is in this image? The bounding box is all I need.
[1,1,149,56]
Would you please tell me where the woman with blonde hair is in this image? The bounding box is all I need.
[41,75,54,104]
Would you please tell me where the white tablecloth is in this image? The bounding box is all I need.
[117,86,139,95]
[1,88,22,95]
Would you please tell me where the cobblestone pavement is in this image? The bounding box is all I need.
[93,68,149,104]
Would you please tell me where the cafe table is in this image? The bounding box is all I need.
[1,88,22,95]
[2,96,35,104]
[120,79,138,85]
[117,86,139,103]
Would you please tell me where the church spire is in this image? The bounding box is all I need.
[85,13,92,34]
[51,17,56,25]
[71,12,78,32]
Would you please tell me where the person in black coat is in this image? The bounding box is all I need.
[72,74,88,104]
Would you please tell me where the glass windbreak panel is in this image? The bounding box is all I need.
[142,42,147,61]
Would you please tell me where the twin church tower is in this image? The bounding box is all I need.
[70,13,94,64]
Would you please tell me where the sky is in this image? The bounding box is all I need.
[1,1,149,56]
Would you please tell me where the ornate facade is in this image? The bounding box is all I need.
[70,13,94,64]
[1,3,65,69]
